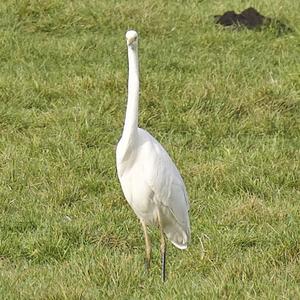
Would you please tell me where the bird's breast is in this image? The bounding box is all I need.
[118,161,157,224]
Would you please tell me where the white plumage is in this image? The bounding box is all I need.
[116,30,190,281]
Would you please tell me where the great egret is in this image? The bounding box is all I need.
[116,30,190,282]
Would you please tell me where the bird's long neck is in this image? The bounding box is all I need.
[123,44,139,140]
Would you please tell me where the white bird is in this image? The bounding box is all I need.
[116,30,190,281]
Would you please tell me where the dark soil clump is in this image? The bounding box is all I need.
[214,7,292,34]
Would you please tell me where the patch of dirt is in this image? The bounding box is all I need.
[214,7,292,34]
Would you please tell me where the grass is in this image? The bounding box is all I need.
[0,0,299,298]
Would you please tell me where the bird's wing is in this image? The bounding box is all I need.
[140,129,190,229]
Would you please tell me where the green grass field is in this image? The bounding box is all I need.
[0,0,299,298]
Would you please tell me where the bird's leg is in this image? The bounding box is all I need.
[141,220,151,272]
[157,212,167,282]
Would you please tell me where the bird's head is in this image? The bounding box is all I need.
[126,30,138,47]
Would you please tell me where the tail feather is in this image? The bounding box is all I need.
[164,222,190,250]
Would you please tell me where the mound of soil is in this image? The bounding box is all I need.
[214,7,292,34]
